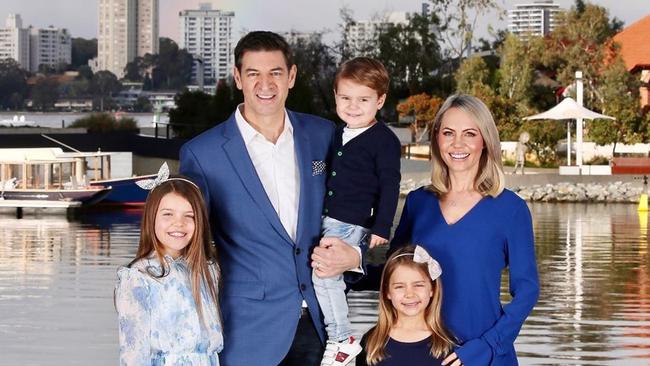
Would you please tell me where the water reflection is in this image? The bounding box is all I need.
[0,204,649,365]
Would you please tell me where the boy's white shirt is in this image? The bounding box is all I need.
[342,125,373,145]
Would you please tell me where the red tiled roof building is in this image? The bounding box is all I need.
[613,15,650,108]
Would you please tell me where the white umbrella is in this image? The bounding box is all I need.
[524,97,615,121]
[523,97,615,165]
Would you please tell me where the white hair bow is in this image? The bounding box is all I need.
[413,245,442,281]
[135,162,170,190]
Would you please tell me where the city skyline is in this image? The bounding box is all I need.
[0,0,647,44]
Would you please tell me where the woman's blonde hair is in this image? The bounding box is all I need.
[365,245,455,365]
[129,178,220,323]
[428,94,505,197]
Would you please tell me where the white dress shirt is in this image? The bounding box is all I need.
[235,105,300,242]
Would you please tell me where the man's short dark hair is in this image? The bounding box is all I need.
[234,31,293,71]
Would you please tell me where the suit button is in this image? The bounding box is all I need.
[337,151,343,156]
[324,208,328,214]
[328,191,333,196]
[295,248,301,255]
[331,171,336,176]
[300,283,307,291]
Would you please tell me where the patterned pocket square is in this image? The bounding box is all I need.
[312,160,326,176]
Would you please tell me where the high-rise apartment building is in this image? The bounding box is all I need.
[29,26,71,72]
[344,12,408,57]
[0,14,71,72]
[97,0,159,78]
[508,0,561,39]
[0,14,30,70]
[179,3,234,84]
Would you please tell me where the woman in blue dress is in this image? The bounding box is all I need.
[115,167,222,365]
[390,95,539,366]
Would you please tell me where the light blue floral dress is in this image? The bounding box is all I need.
[115,254,223,366]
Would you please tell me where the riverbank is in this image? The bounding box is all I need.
[400,160,646,203]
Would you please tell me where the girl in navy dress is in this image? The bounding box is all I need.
[357,245,456,366]
[391,95,539,366]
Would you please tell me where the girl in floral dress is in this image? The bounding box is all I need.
[115,166,222,365]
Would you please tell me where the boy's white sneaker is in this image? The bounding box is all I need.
[320,336,362,366]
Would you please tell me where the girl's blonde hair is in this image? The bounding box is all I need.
[428,94,505,197]
[129,178,220,323]
[365,245,455,365]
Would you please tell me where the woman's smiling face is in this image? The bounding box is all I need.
[436,107,485,176]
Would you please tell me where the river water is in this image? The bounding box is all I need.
[0,112,168,128]
[1,202,649,365]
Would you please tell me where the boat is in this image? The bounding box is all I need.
[0,151,112,208]
[0,115,37,127]
[1,146,152,206]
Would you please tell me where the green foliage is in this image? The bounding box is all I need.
[91,71,122,111]
[0,58,28,109]
[286,33,338,120]
[522,119,566,166]
[426,0,502,60]
[123,38,193,90]
[68,113,138,133]
[31,77,60,111]
[455,55,494,99]
[168,81,242,139]
[71,38,97,68]
[589,57,642,148]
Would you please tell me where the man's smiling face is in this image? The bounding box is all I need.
[233,50,296,123]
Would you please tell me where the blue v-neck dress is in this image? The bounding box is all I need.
[391,187,539,366]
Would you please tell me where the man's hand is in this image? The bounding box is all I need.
[311,237,361,278]
[368,234,388,248]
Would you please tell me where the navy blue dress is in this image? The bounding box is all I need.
[390,187,539,366]
[356,334,443,366]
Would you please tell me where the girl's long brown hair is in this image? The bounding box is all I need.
[129,178,220,323]
[365,245,455,365]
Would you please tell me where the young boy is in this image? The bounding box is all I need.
[313,57,401,366]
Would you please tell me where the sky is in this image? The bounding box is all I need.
[0,0,647,43]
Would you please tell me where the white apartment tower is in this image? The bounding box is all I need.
[0,14,71,72]
[344,12,408,57]
[179,3,234,84]
[29,26,71,72]
[97,0,159,78]
[508,0,561,39]
[0,14,30,70]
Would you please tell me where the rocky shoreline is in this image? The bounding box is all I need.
[400,179,645,203]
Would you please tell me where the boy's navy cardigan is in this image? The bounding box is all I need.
[323,122,401,239]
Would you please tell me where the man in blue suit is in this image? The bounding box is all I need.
[180,31,361,366]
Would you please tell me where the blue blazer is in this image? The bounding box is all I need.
[180,110,335,365]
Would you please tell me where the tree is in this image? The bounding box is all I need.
[134,96,153,113]
[454,55,494,100]
[0,58,28,110]
[155,38,193,89]
[286,32,338,120]
[31,77,60,110]
[77,65,94,80]
[376,13,443,95]
[31,77,59,110]
[542,3,620,101]
[91,70,122,111]
[71,38,97,68]
[168,91,215,138]
[588,57,643,152]
[213,79,242,122]
[396,93,443,142]
[426,0,502,60]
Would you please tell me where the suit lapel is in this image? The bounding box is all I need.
[221,117,294,247]
[291,111,313,248]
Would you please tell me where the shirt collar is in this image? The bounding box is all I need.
[235,103,293,145]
